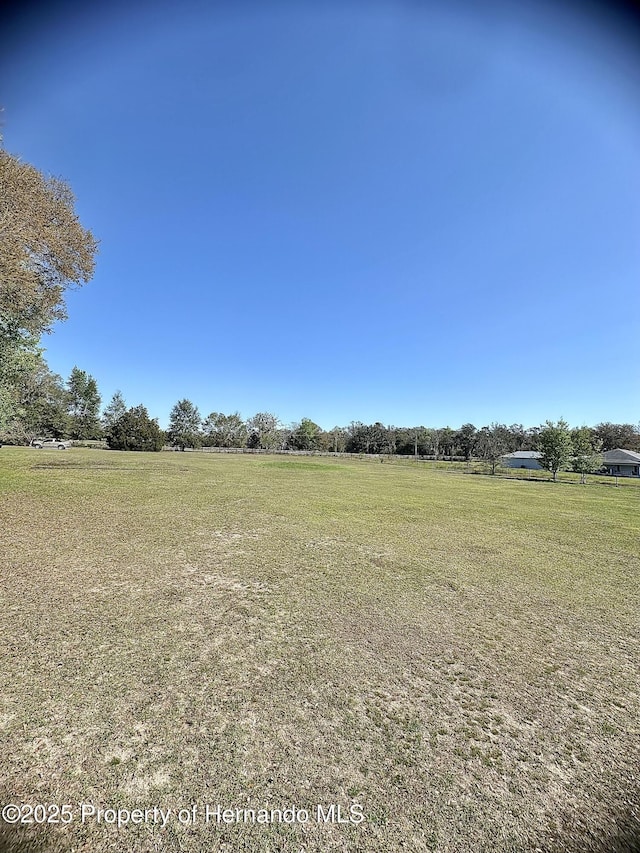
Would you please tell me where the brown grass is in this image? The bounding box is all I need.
[0,448,638,852]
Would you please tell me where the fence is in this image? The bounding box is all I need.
[172,446,466,462]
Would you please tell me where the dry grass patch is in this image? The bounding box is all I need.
[0,448,638,852]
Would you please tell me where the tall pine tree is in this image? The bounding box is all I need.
[67,366,102,440]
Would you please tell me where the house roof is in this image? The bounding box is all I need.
[602,448,640,464]
[502,451,541,459]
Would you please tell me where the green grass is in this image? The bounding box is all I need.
[1,448,639,853]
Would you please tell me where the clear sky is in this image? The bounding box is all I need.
[2,0,640,430]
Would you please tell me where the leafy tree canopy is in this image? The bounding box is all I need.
[0,336,69,443]
[346,422,394,455]
[592,422,640,452]
[476,423,511,474]
[456,423,477,461]
[168,398,202,450]
[0,149,98,340]
[202,411,247,447]
[538,419,573,481]
[246,412,281,450]
[102,390,127,436]
[66,366,101,440]
[571,426,603,484]
[288,418,322,451]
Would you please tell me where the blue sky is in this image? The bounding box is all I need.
[2,0,640,430]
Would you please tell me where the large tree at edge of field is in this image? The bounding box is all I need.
[287,417,323,451]
[168,398,202,450]
[0,147,98,340]
[202,411,247,447]
[246,412,281,450]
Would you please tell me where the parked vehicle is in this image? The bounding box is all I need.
[30,438,72,450]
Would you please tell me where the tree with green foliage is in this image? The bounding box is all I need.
[168,398,202,450]
[66,366,101,440]
[571,426,603,484]
[0,336,69,443]
[22,365,69,441]
[107,405,164,451]
[0,148,98,340]
[0,144,98,443]
[345,422,392,455]
[372,422,393,455]
[288,417,322,451]
[322,426,348,453]
[345,422,369,453]
[202,411,247,447]
[102,390,127,440]
[456,423,477,461]
[538,419,573,481]
[422,427,441,459]
[0,333,40,438]
[525,426,541,450]
[246,412,281,450]
[592,422,640,452]
[10,363,69,444]
[439,426,457,458]
[396,426,428,457]
[476,423,511,474]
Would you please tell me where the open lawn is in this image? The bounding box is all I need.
[1,448,638,853]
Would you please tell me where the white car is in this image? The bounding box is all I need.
[30,438,72,450]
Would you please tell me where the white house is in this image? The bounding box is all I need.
[602,449,640,478]
[501,450,543,470]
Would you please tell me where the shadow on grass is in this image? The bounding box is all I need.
[0,823,67,853]
[537,806,640,853]
[604,819,640,853]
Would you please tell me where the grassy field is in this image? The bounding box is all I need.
[0,448,638,853]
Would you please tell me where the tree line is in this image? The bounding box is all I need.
[3,359,636,483]
[159,403,640,464]
[1,141,638,481]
